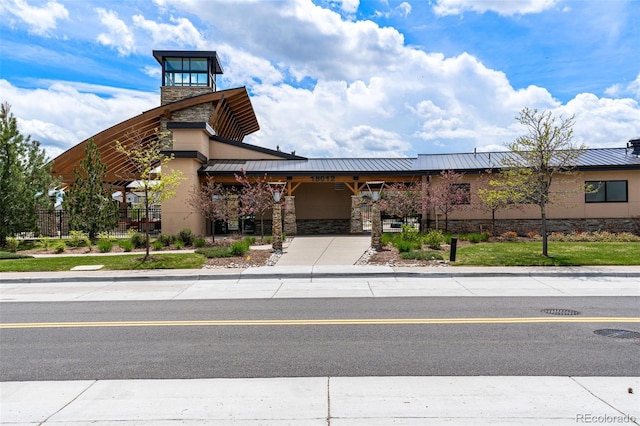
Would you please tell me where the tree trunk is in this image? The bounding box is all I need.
[541,207,548,257]
[491,209,496,236]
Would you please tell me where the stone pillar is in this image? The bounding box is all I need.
[350,195,363,234]
[283,196,297,236]
[371,202,382,250]
[272,202,283,251]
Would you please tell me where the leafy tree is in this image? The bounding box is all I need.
[492,107,586,256]
[64,138,119,241]
[115,129,185,260]
[380,181,426,229]
[475,169,523,235]
[235,171,272,240]
[0,102,57,246]
[430,170,468,231]
[187,177,238,242]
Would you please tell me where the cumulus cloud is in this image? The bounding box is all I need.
[132,14,206,48]
[605,73,640,100]
[0,79,157,159]
[433,0,557,16]
[96,8,136,56]
[2,0,68,36]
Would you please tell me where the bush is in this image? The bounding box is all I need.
[381,233,393,247]
[391,225,422,252]
[393,239,415,253]
[400,250,444,261]
[97,239,113,253]
[177,228,195,246]
[500,231,519,241]
[67,230,90,248]
[194,237,206,248]
[465,232,489,244]
[263,236,272,244]
[230,240,250,256]
[195,247,234,258]
[54,241,66,253]
[152,240,164,251]
[130,232,146,248]
[157,233,175,247]
[4,237,19,253]
[424,230,443,250]
[174,240,185,250]
[118,239,133,252]
[39,235,52,250]
[244,236,257,246]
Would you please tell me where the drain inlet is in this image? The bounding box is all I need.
[541,308,581,316]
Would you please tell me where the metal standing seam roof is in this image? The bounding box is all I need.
[203,148,640,176]
[202,158,418,175]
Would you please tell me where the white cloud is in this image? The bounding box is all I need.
[0,79,157,159]
[605,73,640,100]
[96,8,136,56]
[433,0,558,16]
[132,14,206,48]
[3,0,68,36]
[338,0,359,14]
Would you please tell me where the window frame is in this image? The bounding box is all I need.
[585,180,628,203]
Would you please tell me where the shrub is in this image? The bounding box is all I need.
[500,231,519,241]
[177,228,195,246]
[97,239,113,253]
[230,240,250,256]
[130,232,146,248]
[195,247,234,258]
[152,240,164,251]
[381,233,393,247]
[263,236,272,244]
[424,230,443,250]
[465,232,489,244]
[118,239,133,252]
[67,230,90,248]
[244,236,257,246]
[393,240,416,253]
[39,235,52,250]
[400,250,444,261]
[54,241,66,253]
[174,240,185,250]
[4,237,19,253]
[157,233,175,247]
[194,237,206,248]
[526,231,540,239]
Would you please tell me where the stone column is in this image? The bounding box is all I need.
[283,196,297,236]
[350,195,363,234]
[272,202,283,251]
[371,201,382,250]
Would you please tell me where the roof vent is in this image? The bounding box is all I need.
[629,138,640,156]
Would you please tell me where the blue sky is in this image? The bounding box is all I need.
[1,0,639,160]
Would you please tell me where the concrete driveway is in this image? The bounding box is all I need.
[275,235,371,266]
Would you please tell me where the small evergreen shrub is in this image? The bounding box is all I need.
[194,237,206,248]
[39,235,52,250]
[230,240,250,256]
[118,239,133,252]
[4,237,19,253]
[424,230,443,250]
[381,233,393,247]
[393,240,416,253]
[158,233,175,247]
[152,240,164,251]
[177,228,195,246]
[130,232,146,248]
[465,232,489,244]
[54,241,66,253]
[174,240,185,250]
[97,239,113,253]
[67,230,90,248]
[244,236,257,246]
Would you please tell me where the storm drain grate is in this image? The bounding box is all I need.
[541,308,581,316]
[594,329,640,340]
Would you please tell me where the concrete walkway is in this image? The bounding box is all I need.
[275,235,371,266]
[3,376,638,425]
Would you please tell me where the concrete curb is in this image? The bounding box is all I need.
[1,268,639,284]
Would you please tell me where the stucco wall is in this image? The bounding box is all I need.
[161,158,205,236]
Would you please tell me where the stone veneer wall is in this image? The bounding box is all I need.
[161,87,213,105]
[440,218,639,235]
[256,219,351,236]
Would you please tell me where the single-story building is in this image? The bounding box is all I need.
[51,50,640,236]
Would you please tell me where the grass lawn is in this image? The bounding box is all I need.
[0,253,207,272]
[453,242,640,266]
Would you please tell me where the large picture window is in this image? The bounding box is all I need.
[585,180,628,203]
[163,57,209,87]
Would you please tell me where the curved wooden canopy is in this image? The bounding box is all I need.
[51,87,259,187]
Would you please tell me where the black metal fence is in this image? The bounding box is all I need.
[10,208,162,239]
[361,204,421,233]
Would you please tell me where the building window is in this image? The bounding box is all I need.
[163,57,210,87]
[451,183,471,205]
[585,180,628,203]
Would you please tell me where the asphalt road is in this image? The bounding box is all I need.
[1,297,638,381]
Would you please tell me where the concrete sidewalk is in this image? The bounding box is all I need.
[3,376,638,425]
[275,235,371,266]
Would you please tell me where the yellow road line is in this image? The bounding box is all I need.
[1,317,639,329]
